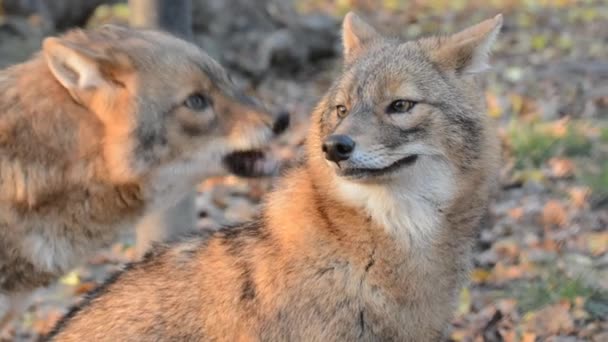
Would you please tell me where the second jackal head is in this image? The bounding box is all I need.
[43,25,287,185]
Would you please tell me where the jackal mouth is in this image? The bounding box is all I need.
[223,150,279,178]
[340,155,419,178]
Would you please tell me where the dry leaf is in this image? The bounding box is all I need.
[33,310,63,335]
[74,282,97,295]
[471,268,492,284]
[521,332,536,342]
[486,91,502,118]
[541,200,568,227]
[59,271,80,286]
[569,187,590,208]
[508,207,524,221]
[524,303,574,337]
[587,232,608,255]
[549,157,575,178]
[494,239,520,259]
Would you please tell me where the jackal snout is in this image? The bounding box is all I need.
[322,134,355,163]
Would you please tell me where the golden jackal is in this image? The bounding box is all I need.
[49,12,502,341]
[0,25,286,332]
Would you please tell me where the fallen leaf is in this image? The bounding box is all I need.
[457,287,471,315]
[541,200,568,227]
[486,91,502,118]
[524,302,574,337]
[74,282,97,295]
[587,232,608,256]
[508,207,524,221]
[471,268,492,284]
[568,187,590,208]
[521,332,536,342]
[33,310,63,335]
[549,157,575,178]
[59,271,80,286]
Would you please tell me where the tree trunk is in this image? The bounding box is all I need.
[129,0,192,40]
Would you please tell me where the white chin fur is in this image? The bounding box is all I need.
[334,155,455,247]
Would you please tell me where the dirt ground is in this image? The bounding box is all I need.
[0,1,607,341]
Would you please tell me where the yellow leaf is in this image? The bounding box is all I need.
[510,93,524,115]
[588,232,608,256]
[486,91,502,118]
[450,329,467,341]
[60,271,80,286]
[457,287,471,315]
[112,4,130,19]
[471,268,491,284]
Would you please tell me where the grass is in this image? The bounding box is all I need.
[509,268,605,314]
[507,119,594,170]
[580,160,608,197]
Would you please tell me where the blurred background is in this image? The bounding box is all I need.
[0,0,606,341]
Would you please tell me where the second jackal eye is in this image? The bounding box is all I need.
[184,94,211,111]
[336,105,348,118]
[387,99,417,114]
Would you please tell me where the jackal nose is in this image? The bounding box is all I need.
[272,111,290,135]
[322,135,355,163]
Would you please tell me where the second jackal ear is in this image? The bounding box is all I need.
[430,14,503,74]
[43,36,130,103]
[342,12,382,64]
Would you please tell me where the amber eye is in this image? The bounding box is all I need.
[336,105,348,118]
[387,99,417,114]
[184,94,211,111]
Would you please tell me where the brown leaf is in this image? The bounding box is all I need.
[74,282,97,295]
[569,187,590,209]
[524,302,574,337]
[521,332,536,342]
[508,207,524,221]
[494,239,520,260]
[549,157,575,178]
[33,310,64,335]
[541,200,568,228]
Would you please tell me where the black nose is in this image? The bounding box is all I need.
[322,135,355,163]
[272,111,290,135]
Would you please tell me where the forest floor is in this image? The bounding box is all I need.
[1,1,607,341]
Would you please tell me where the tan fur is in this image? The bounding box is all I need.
[0,25,277,331]
[49,13,502,341]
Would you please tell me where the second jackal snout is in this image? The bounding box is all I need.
[272,111,290,135]
[322,134,355,163]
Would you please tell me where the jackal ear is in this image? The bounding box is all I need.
[430,14,503,74]
[43,37,128,99]
[342,12,382,64]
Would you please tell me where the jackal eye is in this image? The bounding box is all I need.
[184,94,211,111]
[336,105,348,118]
[387,99,417,114]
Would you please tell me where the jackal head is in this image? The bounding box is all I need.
[42,25,287,184]
[309,13,501,195]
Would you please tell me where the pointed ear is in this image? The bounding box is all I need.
[342,12,382,64]
[42,37,128,102]
[43,37,111,92]
[430,14,503,74]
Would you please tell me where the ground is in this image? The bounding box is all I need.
[0,0,607,341]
